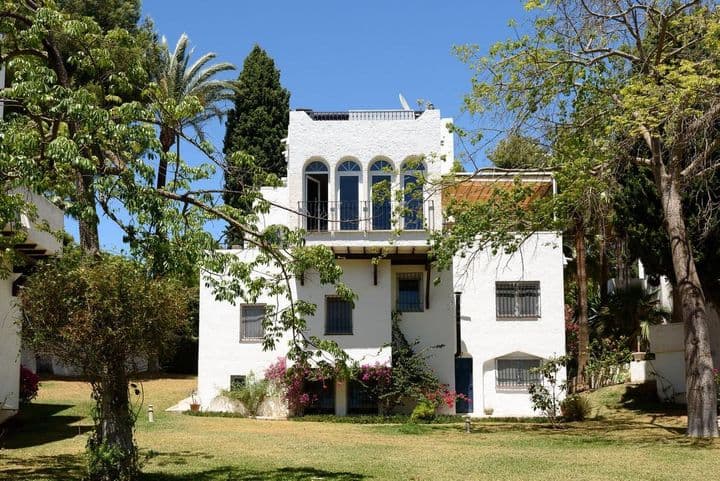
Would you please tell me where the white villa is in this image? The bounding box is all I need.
[198,106,566,417]
[0,190,64,423]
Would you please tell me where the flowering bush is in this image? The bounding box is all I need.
[423,385,469,409]
[265,357,334,415]
[19,365,40,403]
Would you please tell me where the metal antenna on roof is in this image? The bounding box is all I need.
[398,93,411,111]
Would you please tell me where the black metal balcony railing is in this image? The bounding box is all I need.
[297,200,433,232]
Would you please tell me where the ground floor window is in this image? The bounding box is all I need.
[304,379,335,414]
[496,358,541,389]
[230,375,246,389]
[348,380,378,414]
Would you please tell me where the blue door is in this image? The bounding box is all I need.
[454,357,473,414]
[339,175,359,230]
[371,174,391,230]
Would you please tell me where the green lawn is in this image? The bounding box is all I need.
[0,377,718,481]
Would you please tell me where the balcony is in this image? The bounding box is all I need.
[298,200,434,233]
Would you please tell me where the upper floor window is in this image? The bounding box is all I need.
[396,272,423,312]
[337,160,361,230]
[338,160,361,172]
[370,160,393,230]
[305,160,329,231]
[305,161,328,173]
[326,296,353,335]
[496,281,540,319]
[240,304,266,341]
[401,159,425,230]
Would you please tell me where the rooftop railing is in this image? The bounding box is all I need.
[303,110,424,121]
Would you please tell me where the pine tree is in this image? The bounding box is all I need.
[223,45,290,245]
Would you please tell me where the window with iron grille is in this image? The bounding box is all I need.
[496,358,541,389]
[230,375,246,390]
[396,272,423,312]
[325,297,353,335]
[496,281,540,318]
[304,379,335,414]
[348,380,378,414]
[240,305,266,341]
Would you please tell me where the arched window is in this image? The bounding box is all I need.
[337,159,361,230]
[338,160,361,172]
[304,160,329,231]
[305,161,328,173]
[369,160,393,230]
[401,159,425,230]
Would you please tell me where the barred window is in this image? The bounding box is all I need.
[230,375,246,390]
[348,379,378,414]
[397,272,423,312]
[496,281,540,318]
[326,297,353,335]
[241,305,266,341]
[496,358,541,389]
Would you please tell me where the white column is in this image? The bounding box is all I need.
[335,379,347,416]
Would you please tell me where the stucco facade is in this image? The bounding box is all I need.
[1,190,63,422]
[198,107,565,417]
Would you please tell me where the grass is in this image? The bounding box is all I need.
[0,377,718,481]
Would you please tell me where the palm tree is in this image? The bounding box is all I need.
[151,33,236,188]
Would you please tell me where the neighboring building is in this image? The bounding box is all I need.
[198,106,566,417]
[621,262,720,403]
[0,190,64,423]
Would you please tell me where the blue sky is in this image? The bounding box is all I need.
[67,1,532,251]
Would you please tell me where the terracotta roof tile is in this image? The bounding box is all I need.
[442,180,552,210]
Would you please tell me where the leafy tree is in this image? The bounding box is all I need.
[223,45,290,244]
[20,252,189,481]
[57,0,141,32]
[487,133,549,169]
[150,33,236,189]
[454,0,719,437]
[1,4,353,476]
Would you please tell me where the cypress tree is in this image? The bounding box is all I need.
[223,45,290,245]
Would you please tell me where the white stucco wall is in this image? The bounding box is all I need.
[454,232,566,417]
[1,276,20,414]
[648,303,720,403]
[198,251,457,411]
[286,110,451,233]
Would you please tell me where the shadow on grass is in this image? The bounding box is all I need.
[142,466,366,481]
[0,404,92,449]
[1,454,367,481]
[0,454,85,480]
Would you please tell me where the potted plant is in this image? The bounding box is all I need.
[189,390,201,412]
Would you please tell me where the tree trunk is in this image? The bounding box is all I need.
[575,218,590,391]
[157,126,175,189]
[599,229,609,304]
[75,170,100,254]
[655,166,718,437]
[89,371,138,481]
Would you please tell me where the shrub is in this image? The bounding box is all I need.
[223,372,268,417]
[410,399,436,423]
[560,394,591,421]
[19,365,40,403]
[528,355,569,426]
